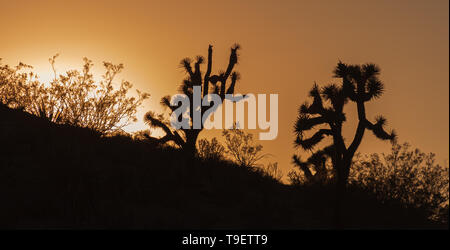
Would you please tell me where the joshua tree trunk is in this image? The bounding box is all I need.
[183,130,201,156]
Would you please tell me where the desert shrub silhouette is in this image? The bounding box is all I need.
[197,132,282,182]
[0,55,149,133]
[144,44,242,156]
[259,162,283,182]
[349,142,449,223]
[197,137,225,161]
[222,127,267,168]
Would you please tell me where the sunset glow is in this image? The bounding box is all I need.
[1,0,449,191]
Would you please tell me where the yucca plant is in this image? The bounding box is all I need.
[293,62,396,189]
[144,44,241,155]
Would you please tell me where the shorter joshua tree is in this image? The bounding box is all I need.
[293,62,396,190]
[144,44,242,155]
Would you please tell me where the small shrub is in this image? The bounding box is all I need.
[222,128,267,167]
[197,137,225,161]
[260,162,283,182]
[349,142,449,222]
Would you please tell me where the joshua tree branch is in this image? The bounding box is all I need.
[295,129,332,150]
[203,45,213,97]
[366,119,396,141]
[160,95,178,112]
[295,115,327,134]
[193,57,203,85]
[219,79,226,99]
[293,155,314,180]
[223,45,239,82]
[181,58,194,78]
[226,72,239,95]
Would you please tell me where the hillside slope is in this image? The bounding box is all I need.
[0,104,441,229]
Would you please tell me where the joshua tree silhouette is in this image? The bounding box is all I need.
[144,44,241,155]
[293,62,396,189]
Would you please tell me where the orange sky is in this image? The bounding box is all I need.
[1,0,448,174]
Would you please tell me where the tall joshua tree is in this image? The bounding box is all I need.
[293,62,396,189]
[144,44,241,155]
